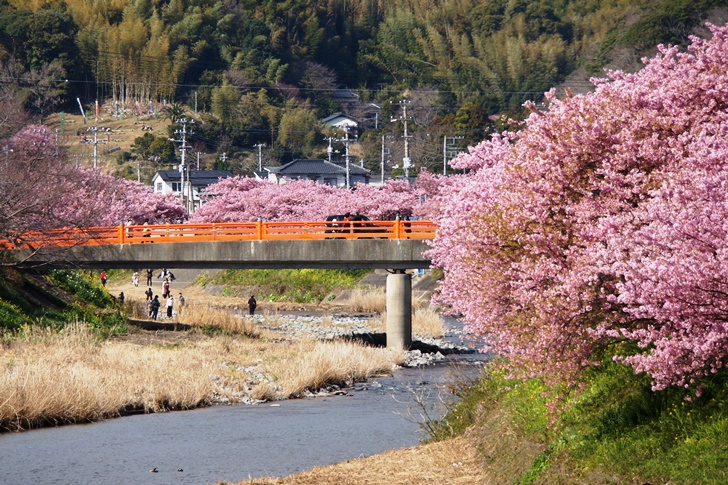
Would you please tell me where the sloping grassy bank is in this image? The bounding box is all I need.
[428,362,728,484]
[0,268,126,334]
[200,268,371,304]
[246,362,728,484]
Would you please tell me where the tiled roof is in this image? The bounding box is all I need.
[266,159,369,176]
[321,113,359,124]
[155,170,233,184]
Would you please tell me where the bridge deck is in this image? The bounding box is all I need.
[2,221,436,270]
[1,220,435,249]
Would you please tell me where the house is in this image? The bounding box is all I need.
[264,159,370,187]
[152,169,233,213]
[321,112,359,132]
[332,88,360,104]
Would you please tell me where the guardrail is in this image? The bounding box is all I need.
[1,220,437,249]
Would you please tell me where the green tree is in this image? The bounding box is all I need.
[277,101,319,156]
[149,136,176,165]
[211,81,240,130]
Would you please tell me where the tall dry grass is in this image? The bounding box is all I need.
[0,323,216,431]
[412,306,446,338]
[371,306,446,338]
[0,317,406,431]
[271,340,405,398]
[177,303,260,337]
[349,289,387,313]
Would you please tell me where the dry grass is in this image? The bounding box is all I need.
[0,313,405,431]
[272,340,405,397]
[178,303,260,337]
[412,306,446,338]
[369,306,446,338]
[239,435,490,484]
[0,323,214,431]
[348,288,387,313]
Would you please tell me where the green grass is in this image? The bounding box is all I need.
[0,268,126,336]
[432,362,728,484]
[209,268,371,303]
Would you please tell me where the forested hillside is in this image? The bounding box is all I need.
[1,0,726,173]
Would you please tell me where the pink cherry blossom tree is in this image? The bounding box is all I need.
[428,23,728,394]
[0,125,186,256]
[192,177,422,223]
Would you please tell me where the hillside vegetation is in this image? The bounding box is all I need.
[2,0,726,173]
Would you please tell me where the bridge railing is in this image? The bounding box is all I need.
[1,220,436,249]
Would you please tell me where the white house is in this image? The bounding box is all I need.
[321,112,359,132]
[264,159,370,187]
[152,169,233,213]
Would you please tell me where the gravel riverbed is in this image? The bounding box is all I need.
[209,312,477,405]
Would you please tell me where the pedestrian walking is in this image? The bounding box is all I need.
[178,292,185,308]
[146,269,153,286]
[100,270,107,287]
[145,287,153,301]
[132,270,139,287]
[142,218,151,241]
[118,292,125,305]
[247,295,257,316]
[150,295,160,320]
[162,280,170,299]
[166,295,174,319]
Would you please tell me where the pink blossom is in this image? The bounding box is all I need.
[427,23,728,393]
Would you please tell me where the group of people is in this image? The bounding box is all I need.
[104,268,184,320]
[104,268,263,321]
[142,268,183,320]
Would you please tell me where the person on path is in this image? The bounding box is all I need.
[142,219,151,241]
[165,295,174,319]
[248,295,257,316]
[162,280,170,299]
[100,271,107,287]
[178,292,185,308]
[150,295,160,320]
[146,269,153,287]
[145,287,153,301]
[132,270,139,287]
[118,292,125,305]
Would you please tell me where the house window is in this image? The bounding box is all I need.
[171,182,181,192]
[324,178,337,186]
[155,182,162,192]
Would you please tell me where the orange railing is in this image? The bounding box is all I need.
[1,220,437,249]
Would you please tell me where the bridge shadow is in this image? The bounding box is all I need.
[126,318,192,332]
[337,332,476,355]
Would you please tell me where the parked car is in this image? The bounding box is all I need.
[324,214,381,235]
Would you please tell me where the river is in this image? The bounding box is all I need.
[0,358,483,485]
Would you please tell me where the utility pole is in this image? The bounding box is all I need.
[324,136,335,163]
[391,100,412,179]
[170,117,194,213]
[253,143,265,171]
[334,129,356,188]
[86,126,100,169]
[443,135,464,175]
[381,135,392,185]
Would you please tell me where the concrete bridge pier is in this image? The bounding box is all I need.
[386,270,412,350]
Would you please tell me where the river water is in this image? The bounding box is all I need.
[0,359,483,485]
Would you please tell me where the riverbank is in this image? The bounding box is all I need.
[1,268,467,432]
